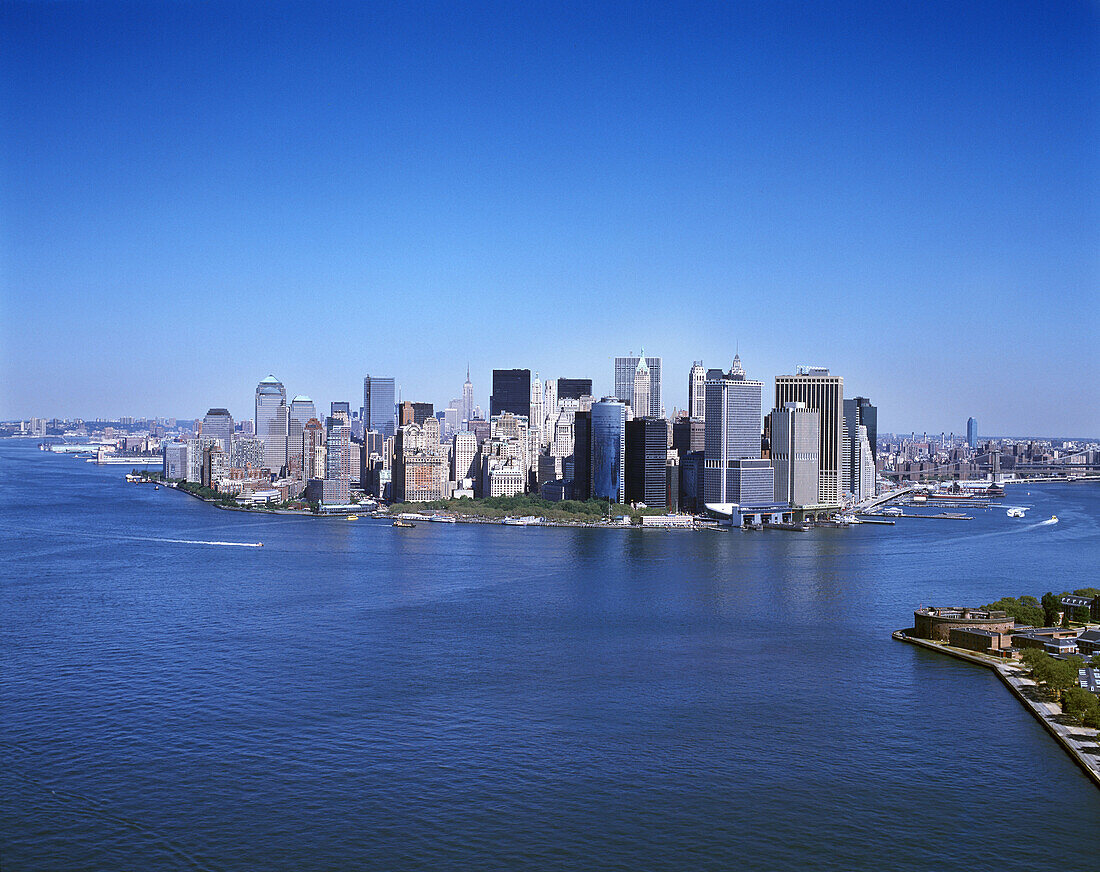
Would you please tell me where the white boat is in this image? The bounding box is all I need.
[1006,507,1026,518]
[883,507,903,517]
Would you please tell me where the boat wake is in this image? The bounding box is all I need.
[132,536,264,547]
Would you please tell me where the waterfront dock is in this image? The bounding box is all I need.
[893,630,1100,789]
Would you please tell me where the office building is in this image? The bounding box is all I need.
[672,417,705,456]
[775,367,844,506]
[302,418,326,481]
[255,375,288,474]
[451,432,478,484]
[614,352,662,417]
[490,369,531,420]
[529,372,544,446]
[967,417,978,449]
[843,397,877,500]
[162,441,188,480]
[591,399,626,503]
[688,361,706,420]
[462,366,475,425]
[363,375,396,439]
[331,401,350,418]
[411,402,434,426]
[704,357,773,506]
[557,378,592,401]
[393,420,446,502]
[202,408,234,453]
[287,396,317,475]
[572,411,592,500]
[322,415,351,504]
[769,403,820,507]
[230,436,265,471]
[626,417,668,508]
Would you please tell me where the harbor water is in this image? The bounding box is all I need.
[2,440,1098,870]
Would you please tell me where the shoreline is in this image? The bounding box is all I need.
[893,630,1100,789]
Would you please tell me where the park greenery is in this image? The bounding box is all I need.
[1020,649,1100,728]
[386,494,668,523]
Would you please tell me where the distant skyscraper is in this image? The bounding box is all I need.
[703,357,772,506]
[556,378,591,400]
[363,375,396,439]
[287,395,316,475]
[590,399,626,503]
[462,366,474,425]
[324,415,351,504]
[775,367,844,506]
[202,408,234,453]
[529,371,544,444]
[490,369,531,420]
[331,401,350,419]
[769,402,820,507]
[302,418,325,480]
[614,352,662,417]
[631,357,651,417]
[625,417,668,508]
[572,410,592,501]
[255,375,288,474]
[688,361,706,420]
[967,417,978,449]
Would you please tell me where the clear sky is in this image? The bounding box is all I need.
[2,1,1097,436]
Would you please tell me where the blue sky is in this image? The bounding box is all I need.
[2,1,1097,435]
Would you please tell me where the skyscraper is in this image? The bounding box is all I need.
[775,367,844,506]
[324,414,351,505]
[688,361,706,419]
[255,375,288,474]
[462,366,474,425]
[631,357,651,417]
[302,418,325,481]
[490,369,531,420]
[556,378,592,400]
[842,397,877,500]
[769,402,820,507]
[287,395,317,475]
[703,357,773,506]
[614,352,662,417]
[590,399,626,504]
[202,408,234,453]
[363,375,396,439]
[572,410,592,501]
[625,417,668,508]
[967,417,978,449]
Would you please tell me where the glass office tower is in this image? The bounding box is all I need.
[590,399,626,504]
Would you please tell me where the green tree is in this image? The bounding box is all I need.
[1090,654,1100,669]
[1041,592,1061,627]
[1060,687,1099,724]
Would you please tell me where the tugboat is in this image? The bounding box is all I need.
[392,519,416,528]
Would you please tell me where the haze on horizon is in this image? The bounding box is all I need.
[1,1,1097,436]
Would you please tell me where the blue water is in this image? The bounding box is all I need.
[2,440,1097,870]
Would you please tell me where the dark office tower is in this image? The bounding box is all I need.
[572,411,592,501]
[672,417,705,456]
[967,417,978,449]
[202,408,234,453]
[490,369,531,420]
[411,402,434,426]
[842,396,877,500]
[331,401,350,419]
[557,378,593,401]
[626,417,668,508]
[363,375,396,439]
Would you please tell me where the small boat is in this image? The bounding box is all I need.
[1006,507,1025,518]
[346,514,358,521]
[1049,515,1058,524]
[154,485,160,490]
[392,520,416,528]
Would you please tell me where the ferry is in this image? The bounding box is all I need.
[392,519,416,528]
[1006,507,1026,518]
[428,515,456,523]
[346,514,358,521]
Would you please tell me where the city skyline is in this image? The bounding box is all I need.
[2,2,1098,434]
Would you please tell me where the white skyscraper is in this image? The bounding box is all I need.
[689,361,706,419]
[462,366,474,425]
